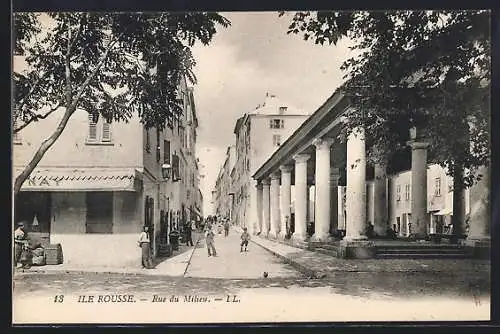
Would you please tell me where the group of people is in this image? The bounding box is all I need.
[14,222,31,269]
[203,217,251,257]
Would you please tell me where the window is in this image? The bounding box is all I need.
[172,154,180,181]
[163,140,171,164]
[405,184,411,201]
[102,119,112,142]
[273,134,281,147]
[87,114,113,144]
[269,119,284,129]
[246,159,250,171]
[279,106,288,114]
[155,129,161,162]
[145,129,151,152]
[88,114,98,141]
[435,177,442,196]
[396,185,401,201]
[86,192,113,233]
[13,116,21,144]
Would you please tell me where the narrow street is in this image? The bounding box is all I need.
[185,228,300,279]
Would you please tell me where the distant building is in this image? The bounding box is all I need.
[214,94,311,233]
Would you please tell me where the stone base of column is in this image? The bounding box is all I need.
[310,233,335,243]
[268,230,279,240]
[464,238,491,260]
[277,231,288,240]
[260,231,269,238]
[338,239,375,259]
[291,233,307,243]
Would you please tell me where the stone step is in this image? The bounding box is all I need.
[377,248,466,254]
[376,253,470,259]
[313,248,338,257]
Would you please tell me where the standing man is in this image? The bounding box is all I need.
[205,226,217,257]
[14,222,28,269]
[138,226,154,269]
[185,221,194,247]
[224,219,230,237]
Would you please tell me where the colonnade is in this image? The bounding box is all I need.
[255,127,490,245]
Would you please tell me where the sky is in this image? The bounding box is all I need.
[191,12,356,215]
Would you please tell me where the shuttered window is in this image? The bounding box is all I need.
[164,140,171,164]
[88,114,98,141]
[102,120,112,142]
[13,116,21,143]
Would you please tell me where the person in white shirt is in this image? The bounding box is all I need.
[138,226,154,269]
[14,222,28,269]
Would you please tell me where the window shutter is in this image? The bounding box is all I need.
[88,114,97,140]
[164,140,171,164]
[13,116,20,142]
[102,120,112,142]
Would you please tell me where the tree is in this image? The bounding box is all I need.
[13,12,230,195]
[282,10,490,238]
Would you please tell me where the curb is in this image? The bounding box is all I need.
[183,238,201,277]
[251,238,491,277]
[251,239,326,279]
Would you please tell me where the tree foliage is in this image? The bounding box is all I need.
[282,10,490,188]
[13,12,230,194]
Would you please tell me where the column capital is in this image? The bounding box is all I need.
[256,182,263,190]
[279,165,293,173]
[312,137,335,149]
[270,171,281,180]
[293,153,310,163]
[261,178,270,186]
[407,141,430,150]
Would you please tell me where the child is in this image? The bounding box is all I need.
[240,227,250,252]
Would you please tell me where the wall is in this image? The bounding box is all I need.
[50,191,143,268]
[13,108,143,169]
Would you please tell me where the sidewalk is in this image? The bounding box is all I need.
[14,237,201,278]
[252,235,491,278]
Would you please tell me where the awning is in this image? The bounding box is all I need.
[434,208,452,215]
[14,168,142,192]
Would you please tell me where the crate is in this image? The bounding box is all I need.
[44,244,63,265]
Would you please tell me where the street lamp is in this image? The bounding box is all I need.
[162,163,172,180]
[409,126,417,141]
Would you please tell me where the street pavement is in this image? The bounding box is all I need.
[185,228,300,279]
[12,228,491,323]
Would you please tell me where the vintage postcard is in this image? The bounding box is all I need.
[12,10,491,324]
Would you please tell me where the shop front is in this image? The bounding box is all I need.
[13,168,144,267]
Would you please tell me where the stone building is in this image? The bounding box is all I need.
[214,94,311,234]
[12,61,203,267]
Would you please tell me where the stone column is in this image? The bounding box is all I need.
[292,153,310,242]
[329,168,340,235]
[279,165,293,240]
[338,186,346,231]
[256,182,263,234]
[465,165,490,257]
[408,141,430,239]
[269,171,281,239]
[311,137,334,242]
[261,179,271,237]
[345,127,368,241]
[373,163,388,236]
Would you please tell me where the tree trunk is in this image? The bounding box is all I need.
[13,106,77,196]
[451,165,466,243]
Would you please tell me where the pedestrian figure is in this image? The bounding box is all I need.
[138,226,154,269]
[205,226,217,257]
[185,221,194,247]
[240,227,250,252]
[14,222,28,269]
[224,219,230,237]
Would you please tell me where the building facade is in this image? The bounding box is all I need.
[13,70,203,267]
[214,146,236,221]
[214,94,311,234]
